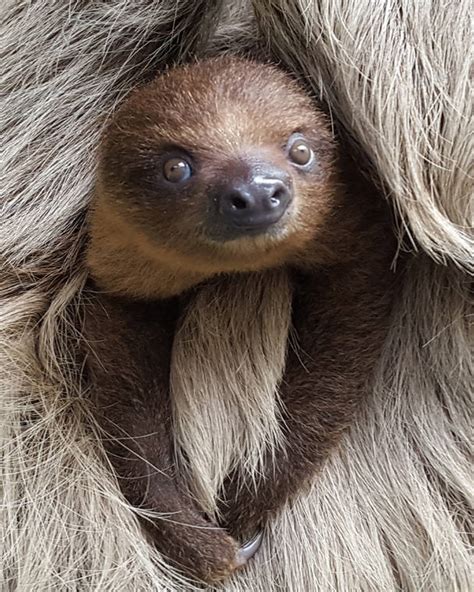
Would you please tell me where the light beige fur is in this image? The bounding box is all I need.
[1,1,472,591]
[171,270,292,517]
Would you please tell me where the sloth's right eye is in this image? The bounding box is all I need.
[163,157,192,183]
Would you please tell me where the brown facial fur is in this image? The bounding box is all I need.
[84,56,399,583]
[88,57,357,298]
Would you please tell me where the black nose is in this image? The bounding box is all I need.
[218,175,292,234]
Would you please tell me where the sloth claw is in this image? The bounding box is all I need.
[235,529,264,566]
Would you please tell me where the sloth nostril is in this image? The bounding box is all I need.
[231,195,249,210]
[269,188,285,207]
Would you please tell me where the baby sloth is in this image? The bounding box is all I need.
[84,57,397,583]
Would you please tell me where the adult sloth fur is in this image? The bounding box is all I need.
[1,1,472,591]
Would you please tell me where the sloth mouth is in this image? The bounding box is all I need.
[206,198,294,243]
[230,209,287,233]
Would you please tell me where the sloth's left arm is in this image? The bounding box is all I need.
[220,240,397,540]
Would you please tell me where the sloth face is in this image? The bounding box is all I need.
[96,57,339,273]
[156,131,312,242]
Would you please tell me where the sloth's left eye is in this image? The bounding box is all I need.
[287,136,313,167]
[163,157,192,183]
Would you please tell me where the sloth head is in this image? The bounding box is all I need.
[89,57,346,298]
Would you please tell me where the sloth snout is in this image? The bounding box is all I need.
[215,167,293,238]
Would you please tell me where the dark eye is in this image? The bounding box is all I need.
[163,157,192,183]
[288,137,313,166]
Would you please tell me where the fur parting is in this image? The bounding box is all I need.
[1,1,472,591]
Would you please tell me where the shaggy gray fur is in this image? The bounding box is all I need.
[1,1,472,591]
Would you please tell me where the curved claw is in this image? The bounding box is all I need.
[235,529,264,567]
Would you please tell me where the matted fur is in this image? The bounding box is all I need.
[1,2,472,592]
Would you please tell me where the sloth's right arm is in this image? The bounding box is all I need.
[219,226,397,541]
[82,289,241,584]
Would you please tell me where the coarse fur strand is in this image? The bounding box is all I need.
[171,270,292,517]
[0,2,472,592]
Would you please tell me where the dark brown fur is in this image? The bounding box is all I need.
[83,293,243,582]
[83,57,398,582]
[219,207,396,540]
